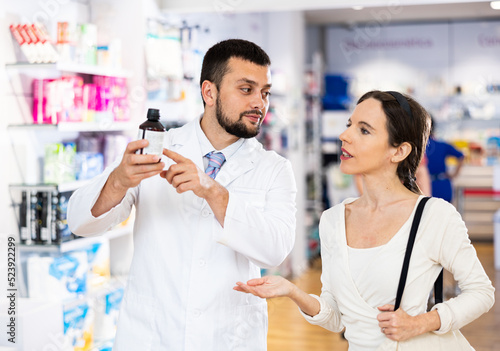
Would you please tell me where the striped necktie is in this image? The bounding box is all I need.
[205,151,226,179]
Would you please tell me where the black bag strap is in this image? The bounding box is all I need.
[434,269,444,305]
[395,197,442,310]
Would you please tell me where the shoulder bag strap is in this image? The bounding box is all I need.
[434,269,444,305]
[394,196,433,310]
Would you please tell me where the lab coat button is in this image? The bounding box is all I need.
[199,259,206,267]
[201,209,210,217]
[193,309,201,317]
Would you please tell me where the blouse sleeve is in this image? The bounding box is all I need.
[429,200,495,334]
[299,209,344,333]
[299,291,344,333]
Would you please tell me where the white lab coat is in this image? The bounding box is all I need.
[67,119,297,351]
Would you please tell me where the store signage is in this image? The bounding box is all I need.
[327,23,448,69]
[478,34,500,48]
[341,37,433,52]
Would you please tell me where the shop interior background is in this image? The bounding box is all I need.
[1,0,500,350]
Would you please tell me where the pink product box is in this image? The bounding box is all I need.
[61,76,84,122]
[93,75,130,121]
[32,79,52,124]
[95,85,111,113]
[32,76,84,124]
[113,97,129,121]
[83,83,97,122]
[32,75,130,125]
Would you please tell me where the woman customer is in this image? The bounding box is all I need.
[234,90,494,350]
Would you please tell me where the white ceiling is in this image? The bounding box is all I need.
[305,1,500,25]
[157,0,500,24]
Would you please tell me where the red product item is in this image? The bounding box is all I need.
[23,24,38,44]
[23,24,43,63]
[31,23,59,63]
[9,24,36,63]
[57,22,70,44]
[17,25,33,45]
[16,24,39,63]
[9,24,25,45]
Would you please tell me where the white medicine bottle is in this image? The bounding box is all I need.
[137,108,165,156]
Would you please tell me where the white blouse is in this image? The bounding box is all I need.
[301,196,495,351]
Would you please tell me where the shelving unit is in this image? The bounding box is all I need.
[8,121,133,132]
[5,58,135,315]
[19,226,132,253]
[5,62,133,78]
[304,52,325,262]
[2,3,141,349]
[9,180,88,193]
[454,165,500,241]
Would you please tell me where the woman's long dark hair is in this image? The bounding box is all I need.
[357,91,431,194]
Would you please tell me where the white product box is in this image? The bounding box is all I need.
[0,298,67,351]
[27,251,88,301]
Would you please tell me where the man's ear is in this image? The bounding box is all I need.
[201,80,216,107]
[391,142,412,163]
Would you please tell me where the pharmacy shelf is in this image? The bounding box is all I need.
[9,180,90,193]
[7,121,133,132]
[5,62,133,78]
[19,226,132,253]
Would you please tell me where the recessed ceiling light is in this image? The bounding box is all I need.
[491,1,500,10]
[352,6,364,10]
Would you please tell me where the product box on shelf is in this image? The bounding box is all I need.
[75,152,104,181]
[84,238,111,291]
[0,298,64,350]
[57,21,76,64]
[37,191,50,244]
[32,78,52,124]
[9,23,58,64]
[26,237,111,299]
[44,142,77,184]
[27,250,89,301]
[53,190,75,244]
[19,191,30,243]
[93,285,124,343]
[27,190,52,244]
[92,75,130,122]
[17,187,74,245]
[32,76,84,124]
[31,75,130,125]
[64,299,95,351]
[0,294,122,350]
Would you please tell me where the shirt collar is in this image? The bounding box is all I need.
[195,115,245,161]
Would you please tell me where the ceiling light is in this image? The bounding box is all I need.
[352,6,364,10]
[491,1,500,10]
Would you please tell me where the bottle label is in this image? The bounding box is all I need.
[137,129,165,156]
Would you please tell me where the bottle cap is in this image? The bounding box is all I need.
[147,108,160,121]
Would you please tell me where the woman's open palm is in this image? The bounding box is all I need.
[234,275,294,299]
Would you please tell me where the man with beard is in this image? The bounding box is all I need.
[67,39,297,350]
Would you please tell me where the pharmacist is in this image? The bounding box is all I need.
[68,39,297,350]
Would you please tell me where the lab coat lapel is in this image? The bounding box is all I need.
[169,119,204,170]
[215,138,259,188]
[169,121,259,209]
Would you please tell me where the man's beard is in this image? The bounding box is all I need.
[215,95,262,139]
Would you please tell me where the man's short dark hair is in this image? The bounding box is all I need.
[200,39,271,95]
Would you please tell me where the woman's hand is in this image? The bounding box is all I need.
[235,275,322,317]
[234,275,295,299]
[377,305,441,341]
